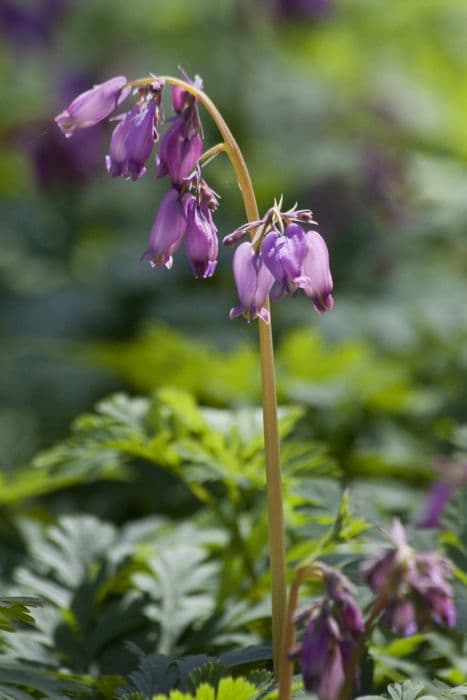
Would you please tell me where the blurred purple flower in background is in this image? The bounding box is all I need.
[418,459,467,529]
[23,73,104,190]
[361,520,456,635]
[291,566,363,700]
[0,0,72,47]
[277,0,333,21]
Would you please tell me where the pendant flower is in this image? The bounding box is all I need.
[298,230,334,312]
[156,117,203,185]
[106,99,157,180]
[185,195,218,279]
[55,76,130,137]
[230,242,274,323]
[361,520,456,635]
[261,223,308,299]
[291,566,363,700]
[141,189,188,269]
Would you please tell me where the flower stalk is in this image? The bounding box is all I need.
[55,72,334,680]
[143,75,288,676]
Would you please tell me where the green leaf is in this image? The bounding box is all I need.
[152,677,257,700]
[0,597,43,632]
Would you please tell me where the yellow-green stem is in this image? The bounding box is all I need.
[132,75,288,675]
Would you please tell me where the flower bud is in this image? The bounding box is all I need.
[55,76,130,137]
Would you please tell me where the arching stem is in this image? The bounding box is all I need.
[131,75,288,676]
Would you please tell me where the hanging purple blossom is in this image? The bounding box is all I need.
[106,105,139,178]
[361,520,456,635]
[230,242,274,323]
[185,196,218,279]
[291,566,363,700]
[55,76,130,137]
[106,100,157,180]
[417,459,467,529]
[297,230,334,312]
[262,223,308,299]
[156,117,203,185]
[141,189,188,269]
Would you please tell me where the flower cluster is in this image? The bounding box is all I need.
[290,566,363,700]
[225,202,334,323]
[54,73,333,321]
[361,520,456,635]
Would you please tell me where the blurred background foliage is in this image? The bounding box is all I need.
[2,0,467,466]
[1,0,467,695]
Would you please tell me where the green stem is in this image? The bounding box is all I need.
[198,142,227,166]
[132,75,288,676]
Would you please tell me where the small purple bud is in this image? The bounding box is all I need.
[55,76,130,137]
[230,242,274,323]
[142,189,187,269]
[223,219,264,246]
[185,197,218,279]
[124,100,156,180]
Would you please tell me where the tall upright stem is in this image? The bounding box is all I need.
[144,75,288,675]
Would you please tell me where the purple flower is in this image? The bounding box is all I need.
[361,520,456,635]
[106,100,156,180]
[230,242,274,323]
[55,76,130,138]
[156,117,203,186]
[297,230,334,312]
[0,0,72,47]
[418,460,467,529]
[291,566,363,700]
[418,481,455,529]
[185,196,218,279]
[262,224,308,298]
[106,105,139,178]
[299,609,345,700]
[141,189,187,269]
